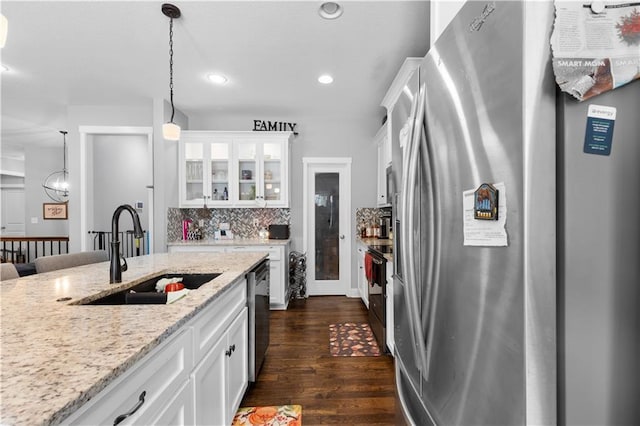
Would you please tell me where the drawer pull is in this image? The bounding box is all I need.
[113,390,146,425]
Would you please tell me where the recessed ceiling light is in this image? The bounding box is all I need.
[319,2,343,20]
[318,74,334,84]
[207,73,228,84]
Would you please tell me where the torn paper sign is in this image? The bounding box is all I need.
[550,2,640,101]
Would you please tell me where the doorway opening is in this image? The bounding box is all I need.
[79,126,153,254]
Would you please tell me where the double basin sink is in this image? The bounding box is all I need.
[83,273,221,305]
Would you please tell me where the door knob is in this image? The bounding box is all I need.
[339,235,345,240]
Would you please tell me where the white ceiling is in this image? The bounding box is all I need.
[0,1,430,159]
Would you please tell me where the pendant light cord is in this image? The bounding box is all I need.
[61,130,68,174]
[169,16,175,122]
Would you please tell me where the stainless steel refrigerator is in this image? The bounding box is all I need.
[393,1,640,425]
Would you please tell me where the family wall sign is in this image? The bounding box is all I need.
[252,120,298,135]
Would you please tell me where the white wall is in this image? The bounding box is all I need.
[0,157,25,177]
[430,1,465,46]
[151,98,186,253]
[90,134,150,237]
[189,112,380,293]
[24,145,68,236]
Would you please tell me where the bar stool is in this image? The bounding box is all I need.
[0,263,19,280]
[35,250,109,274]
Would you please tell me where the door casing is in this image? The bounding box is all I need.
[302,157,352,296]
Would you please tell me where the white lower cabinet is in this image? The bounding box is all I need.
[385,260,394,354]
[356,243,368,308]
[169,243,291,310]
[64,277,249,426]
[64,329,194,426]
[225,308,249,425]
[149,379,195,425]
[192,308,248,426]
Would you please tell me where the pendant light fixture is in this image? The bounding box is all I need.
[42,130,70,202]
[162,3,181,141]
[0,14,8,48]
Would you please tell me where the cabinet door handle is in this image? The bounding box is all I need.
[113,390,146,425]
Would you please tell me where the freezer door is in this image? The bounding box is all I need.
[559,80,640,426]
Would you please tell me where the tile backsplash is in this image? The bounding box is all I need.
[355,207,390,236]
[167,208,290,241]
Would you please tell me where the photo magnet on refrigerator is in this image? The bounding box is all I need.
[584,104,616,156]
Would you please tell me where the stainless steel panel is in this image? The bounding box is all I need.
[249,260,270,382]
[559,79,640,425]
[522,2,557,425]
[418,2,527,424]
[394,277,420,393]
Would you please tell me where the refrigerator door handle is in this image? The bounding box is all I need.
[406,84,430,377]
[407,83,431,380]
[420,106,441,382]
[400,92,421,366]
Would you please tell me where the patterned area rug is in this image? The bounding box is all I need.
[329,322,381,357]
[232,405,302,426]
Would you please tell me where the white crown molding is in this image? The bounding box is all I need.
[380,57,422,112]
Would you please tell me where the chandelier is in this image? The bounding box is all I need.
[42,130,69,202]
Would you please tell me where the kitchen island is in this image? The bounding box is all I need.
[0,251,266,425]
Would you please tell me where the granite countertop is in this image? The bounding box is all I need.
[0,252,266,426]
[357,237,393,262]
[167,238,291,246]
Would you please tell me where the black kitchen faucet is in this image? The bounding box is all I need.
[110,204,144,283]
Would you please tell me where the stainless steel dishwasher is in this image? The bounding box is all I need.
[247,259,269,382]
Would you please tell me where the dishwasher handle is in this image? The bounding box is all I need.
[253,259,269,280]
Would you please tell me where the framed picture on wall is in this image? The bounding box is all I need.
[43,202,68,220]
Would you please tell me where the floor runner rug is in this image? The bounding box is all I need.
[232,405,302,426]
[329,322,381,357]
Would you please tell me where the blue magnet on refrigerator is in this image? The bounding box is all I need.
[583,104,616,156]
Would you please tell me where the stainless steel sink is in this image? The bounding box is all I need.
[83,273,221,305]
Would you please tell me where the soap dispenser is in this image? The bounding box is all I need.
[258,227,269,240]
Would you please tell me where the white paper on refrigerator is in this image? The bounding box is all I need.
[463,182,507,247]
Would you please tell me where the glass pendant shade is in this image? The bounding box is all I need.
[43,171,69,202]
[162,122,181,141]
[0,14,7,48]
[42,130,70,202]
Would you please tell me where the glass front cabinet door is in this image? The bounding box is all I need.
[179,132,232,207]
[180,131,291,208]
[233,137,288,208]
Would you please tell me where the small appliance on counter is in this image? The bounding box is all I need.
[268,224,289,240]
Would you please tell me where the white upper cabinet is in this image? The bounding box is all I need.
[179,131,291,208]
[375,123,390,207]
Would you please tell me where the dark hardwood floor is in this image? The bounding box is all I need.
[240,296,400,425]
